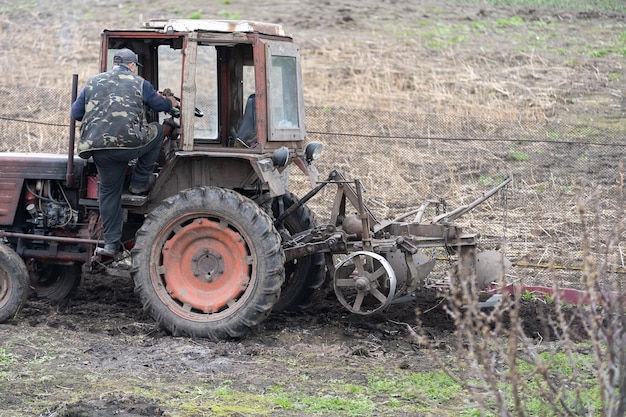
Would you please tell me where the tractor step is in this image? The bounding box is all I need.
[121,193,148,206]
[79,194,148,208]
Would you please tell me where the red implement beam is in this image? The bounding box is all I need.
[492,284,624,305]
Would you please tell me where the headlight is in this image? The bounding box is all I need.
[272,146,289,167]
[305,142,323,162]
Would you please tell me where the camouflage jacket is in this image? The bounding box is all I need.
[76,66,149,158]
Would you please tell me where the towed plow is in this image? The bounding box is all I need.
[279,169,513,315]
[291,170,622,317]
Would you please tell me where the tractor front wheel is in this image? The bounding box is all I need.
[132,187,285,340]
[271,192,325,312]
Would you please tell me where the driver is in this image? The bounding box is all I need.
[71,48,178,257]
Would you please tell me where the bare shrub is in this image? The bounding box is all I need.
[417,167,626,416]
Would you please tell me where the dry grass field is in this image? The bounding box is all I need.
[2,0,624,121]
[0,0,625,416]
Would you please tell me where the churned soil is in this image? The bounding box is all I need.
[3,268,583,416]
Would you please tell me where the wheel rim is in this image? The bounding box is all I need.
[333,251,397,315]
[155,215,253,318]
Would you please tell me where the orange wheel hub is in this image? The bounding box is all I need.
[160,218,250,314]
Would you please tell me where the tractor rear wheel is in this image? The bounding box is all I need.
[0,243,29,323]
[271,192,325,312]
[132,187,285,340]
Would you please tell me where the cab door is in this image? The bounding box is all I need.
[265,41,306,143]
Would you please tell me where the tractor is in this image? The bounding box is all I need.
[0,19,510,340]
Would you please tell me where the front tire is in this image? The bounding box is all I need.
[132,187,285,340]
[271,192,325,312]
[0,243,29,323]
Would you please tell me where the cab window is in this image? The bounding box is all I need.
[158,45,219,141]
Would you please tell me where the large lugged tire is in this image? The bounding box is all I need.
[272,192,325,312]
[0,243,29,323]
[132,187,285,340]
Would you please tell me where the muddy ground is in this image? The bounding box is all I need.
[3,265,571,417]
[1,270,452,416]
[1,0,624,416]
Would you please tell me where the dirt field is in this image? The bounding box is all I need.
[1,0,625,416]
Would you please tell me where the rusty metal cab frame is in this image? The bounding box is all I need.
[97,20,314,208]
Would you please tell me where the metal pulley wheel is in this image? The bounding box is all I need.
[333,251,397,315]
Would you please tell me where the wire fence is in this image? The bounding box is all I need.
[2,86,625,288]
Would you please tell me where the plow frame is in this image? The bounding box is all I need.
[279,169,512,312]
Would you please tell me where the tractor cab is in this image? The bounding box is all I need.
[92,19,322,206]
[101,19,307,154]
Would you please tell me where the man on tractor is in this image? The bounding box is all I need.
[71,48,177,257]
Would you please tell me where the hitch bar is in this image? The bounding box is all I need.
[431,177,511,224]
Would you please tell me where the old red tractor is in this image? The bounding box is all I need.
[0,19,510,340]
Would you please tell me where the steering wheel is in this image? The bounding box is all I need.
[161,91,204,118]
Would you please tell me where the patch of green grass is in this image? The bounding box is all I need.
[187,10,203,19]
[419,23,470,49]
[495,16,525,27]
[472,20,488,31]
[589,49,610,57]
[457,0,626,13]
[507,149,531,162]
[454,5,626,57]
[564,58,576,66]
[0,1,34,13]
[369,371,462,404]
[547,131,559,140]
[0,348,13,366]
[396,11,620,56]
[391,25,419,39]
[461,409,494,417]
[160,371,468,416]
[217,9,241,20]
[29,355,57,365]
[268,384,375,416]
[477,176,495,186]
[512,351,601,414]
[205,383,278,415]
[477,175,509,186]
[283,393,375,416]
[527,32,547,47]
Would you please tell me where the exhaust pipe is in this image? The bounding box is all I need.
[66,74,78,187]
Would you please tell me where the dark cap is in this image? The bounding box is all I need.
[113,48,142,66]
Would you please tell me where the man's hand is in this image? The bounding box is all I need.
[161,88,178,108]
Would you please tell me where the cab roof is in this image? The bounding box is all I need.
[143,19,288,37]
